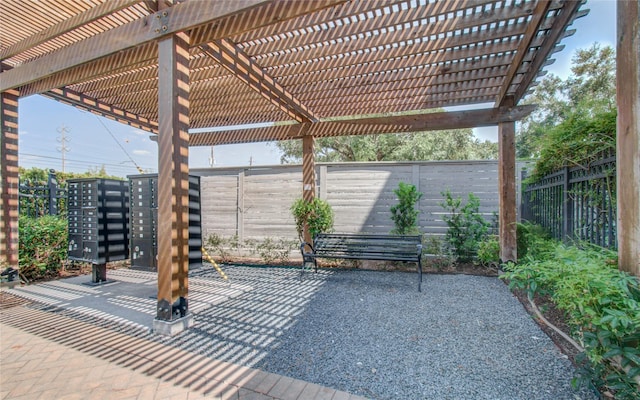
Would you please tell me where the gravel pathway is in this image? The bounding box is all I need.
[192,266,596,400]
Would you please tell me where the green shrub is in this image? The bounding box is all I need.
[501,243,640,399]
[18,215,68,281]
[255,238,297,264]
[390,182,423,235]
[440,190,490,262]
[477,236,499,267]
[205,233,238,262]
[291,198,334,241]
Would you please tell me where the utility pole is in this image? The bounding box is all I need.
[209,146,215,167]
[249,156,253,166]
[56,124,71,173]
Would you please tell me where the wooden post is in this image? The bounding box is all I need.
[0,89,20,267]
[302,134,315,243]
[156,32,191,324]
[237,170,245,242]
[499,120,517,263]
[617,0,640,277]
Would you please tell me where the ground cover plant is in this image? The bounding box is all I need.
[501,236,640,400]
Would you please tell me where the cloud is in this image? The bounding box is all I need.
[133,149,151,156]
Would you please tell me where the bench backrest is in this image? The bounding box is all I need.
[313,233,421,261]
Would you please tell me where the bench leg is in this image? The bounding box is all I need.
[418,260,423,292]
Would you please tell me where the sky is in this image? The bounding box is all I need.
[15,0,617,177]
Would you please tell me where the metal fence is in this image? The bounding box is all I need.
[19,170,67,218]
[521,151,617,248]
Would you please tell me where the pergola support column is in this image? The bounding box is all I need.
[498,120,517,263]
[616,0,640,277]
[154,31,192,335]
[0,89,20,268]
[302,134,316,243]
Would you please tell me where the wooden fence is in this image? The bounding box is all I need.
[193,160,529,243]
[521,151,617,248]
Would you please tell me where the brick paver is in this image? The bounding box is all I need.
[0,303,367,400]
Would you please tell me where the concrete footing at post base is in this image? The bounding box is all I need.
[152,313,194,336]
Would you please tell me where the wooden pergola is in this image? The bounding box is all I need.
[1,0,638,331]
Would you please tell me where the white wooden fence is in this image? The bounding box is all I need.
[192,160,529,242]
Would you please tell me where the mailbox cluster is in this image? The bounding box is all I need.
[128,174,202,271]
[67,178,130,283]
[67,175,202,280]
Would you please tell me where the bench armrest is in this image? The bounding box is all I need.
[416,244,423,258]
[300,241,315,255]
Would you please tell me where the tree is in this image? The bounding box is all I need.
[275,128,498,163]
[517,43,616,159]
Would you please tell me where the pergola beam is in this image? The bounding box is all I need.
[1,0,348,94]
[189,105,537,146]
[495,0,552,107]
[42,88,159,133]
[0,0,270,92]
[0,0,144,61]
[200,39,317,123]
[513,1,582,103]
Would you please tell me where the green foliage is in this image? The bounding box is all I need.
[255,238,297,264]
[291,198,334,241]
[18,215,68,281]
[390,182,423,235]
[501,242,640,399]
[529,109,616,180]
[440,190,490,262]
[275,111,497,163]
[476,236,499,267]
[205,233,237,263]
[517,43,616,160]
[516,222,555,261]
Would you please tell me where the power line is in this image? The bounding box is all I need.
[95,116,145,174]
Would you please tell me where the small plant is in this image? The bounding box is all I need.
[18,215,68,281]
[291,198,334,241]
[390,182,423,235]
[205,233,239,263]
[440,190,490,262]
[255,237,297,264]
[477,236,499,267]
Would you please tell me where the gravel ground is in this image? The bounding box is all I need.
[189,266,596,400]
[25,265,597,399]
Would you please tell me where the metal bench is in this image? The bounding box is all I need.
[300,233,423,291]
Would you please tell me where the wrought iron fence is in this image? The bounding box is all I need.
[521,150,617,249]
[19,170,67,218]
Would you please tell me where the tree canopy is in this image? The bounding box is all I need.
[275,126,498,163]
[19,166,120,185]
[517,43,616,178]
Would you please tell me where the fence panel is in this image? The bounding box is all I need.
[193,160,529,242]
[521,152,617,248]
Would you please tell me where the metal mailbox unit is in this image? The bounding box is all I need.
[67,178,129,284]
[128,174,202,271]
